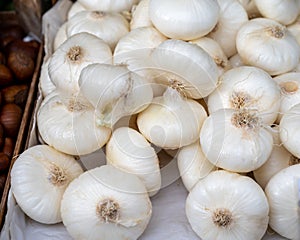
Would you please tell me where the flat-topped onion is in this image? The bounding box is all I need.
[273,72,300,123]
[137,87,207,149]
[130,0,152,30]
[253,0,300,25]
[37,91,111,155]
[11,145,83,224]
[177,141,216,191]
[236,18,300,76]
[207,66,280,125]
[253,126,297,189]
[150,39,219,99]
[186,170,269,240]
[106,127,161,196]
[279,103,300,158]
[265,164,300,239]
[149,0,220,40]
[77,0,139,12]
[208,0,248,58]
[67,10,129,50]
[61,165,152,240]
[114,27,167,96]
[200,108,273,172]
[190,37,231,77]
[78,63,153,127]
[48,32,112,97]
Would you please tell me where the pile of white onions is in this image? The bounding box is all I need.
[10,0,300,239]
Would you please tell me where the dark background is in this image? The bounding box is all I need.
[0,0,14,11]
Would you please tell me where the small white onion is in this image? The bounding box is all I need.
[113,114,139,131]
[228,53,244,68]
[137,88,207,149]
[67,1,86,20]
[77,0,139,12]
[190,37,231,76]
[207,66,281,125]
[67,10,129,50]
[253,126,297,189]
[237,0,260,19]
[293,62,300,72]
[39,58,56,98]
[273,72,300,123]
[114,27,166,72]
[200,108,273,172]
[53,22,68,51]
[253,0,300,25]
[11,145,83,224]
[186,170,269,240]
[149,0,220,40]
[279,103,300,158]
[106,127,161,196]
[208,0,248,58]
[236,18,300,76]
[78,63,153,127]
[130,0,152,30]
[61,165,152,240]
[177,141,216,191]
[265,164,300,239]
[48,32,112,96]
[150,39,219,99]
[288,17,300,45]
[113,27,167,96]
[37,92,111,155]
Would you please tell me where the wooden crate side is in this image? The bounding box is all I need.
[0,41,44,229]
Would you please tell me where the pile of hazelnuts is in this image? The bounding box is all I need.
[0,23,40,195]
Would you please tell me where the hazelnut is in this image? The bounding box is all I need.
[7,51,35,82]
[1,84,28,107]
[0,124,4,149]
[0,173,7,195]
[3,138,15,158]
[0,153,10,172]
[0,64,14,87]
[0,103,22,138]
[0,52,5,65]
[5,39,39,60]
[0,25,25,49]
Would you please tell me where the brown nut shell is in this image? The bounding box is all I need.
[3,138,15,158]
[0,153,10,171]
[0,64,14,87]
[1,84,28,107]
[7,51,35,82]
[0,173,7,194]
[5,39,39,60]
[0,52,5,65]
[0,124,4,149]
[0,25,25,50]
[0,103,22,138]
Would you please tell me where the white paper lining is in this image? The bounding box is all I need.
[0,1,289,239]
